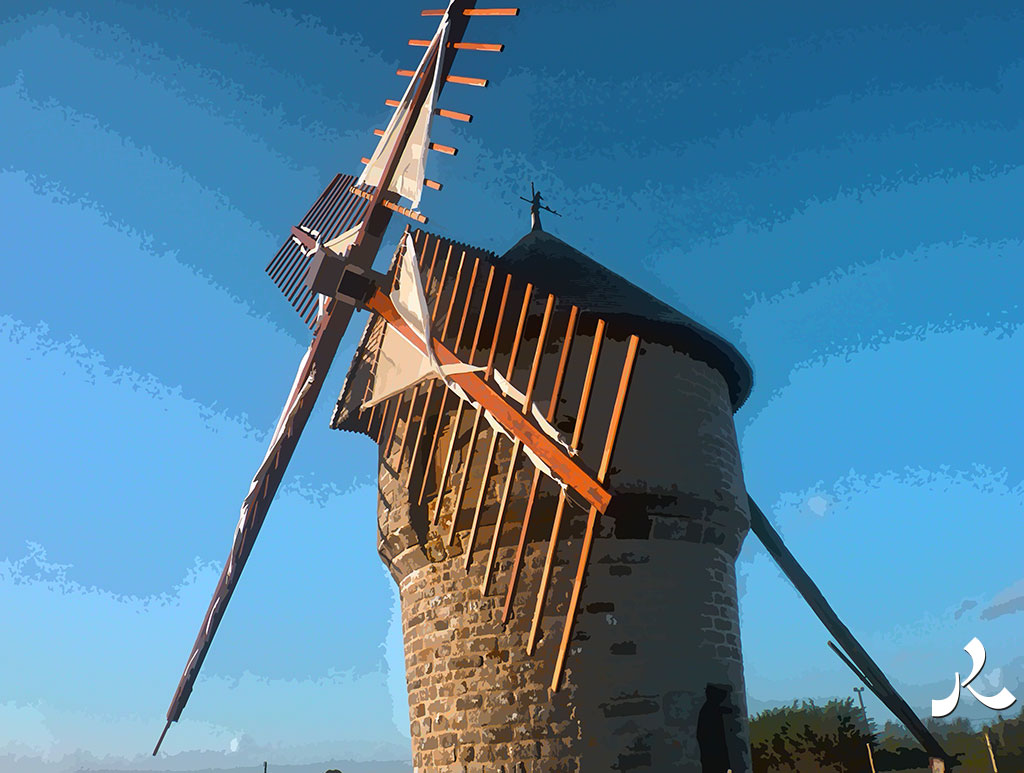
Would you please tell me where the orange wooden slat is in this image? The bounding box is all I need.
[409,39,504,52]
[446,74,488,87]
[401,243,455,487]
[526,319,606,655]
[462,283,533,570]
[551,335,640,691]
[395,236,443,470]
[397,70,488,88]
[437,108,472,122]
[430,264,495,525]
[445,274,512,546]
[500,304,578,621]
[422,7,519,15]
[481,294,555,593]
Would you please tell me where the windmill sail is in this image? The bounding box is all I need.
[358,6,451,209]
[155,0,502,753]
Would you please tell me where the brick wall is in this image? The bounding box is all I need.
[375,334,753,772]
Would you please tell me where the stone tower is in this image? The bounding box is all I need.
[332,223,754,772]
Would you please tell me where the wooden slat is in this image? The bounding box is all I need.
[394,236,444,470]
[422,7,519,15]
[386,100,472,122]
[426,257,482,523]
[383,229,433,455]
[429,142,458,155]
[550,335,640,691]
[501,305,578,622]
[409,39,504,52]
[437,108,472,122]
[406,249,471,479]
[481,294,555,593]
[347,184,427,223]
[446,74,488,87]
[431,265,496,525]
[413,250,475,507]
[463,283,533,570]
[402,243,457,490]
[397,70,488,88]
[445,274,512,546]
[527,319,605,655]
[358,158,443,190]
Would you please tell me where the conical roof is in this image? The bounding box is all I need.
[498,228,752,410]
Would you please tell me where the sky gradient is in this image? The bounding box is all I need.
[2,2,1022,771]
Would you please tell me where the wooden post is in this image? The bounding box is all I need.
[984,729,998,772]
[481,293,556,593]
[431,265,496,525]
[551,335,640,691]
[463,283,534,570]
[866,742,876,773]
[526,320,605,656]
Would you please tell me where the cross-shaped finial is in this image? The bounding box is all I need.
[519,182,561,231]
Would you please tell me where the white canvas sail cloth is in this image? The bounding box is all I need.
[357,3,453,210]
[364,232,479,408]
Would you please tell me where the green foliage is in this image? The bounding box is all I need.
[750,698,875,772]
[876,707,1024,770]
[754,702,1024,771]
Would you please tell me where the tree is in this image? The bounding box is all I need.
[750,698,875,772]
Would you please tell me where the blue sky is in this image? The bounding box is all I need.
[1,2,1022,770]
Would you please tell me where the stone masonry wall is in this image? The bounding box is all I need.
[375,332,753,772]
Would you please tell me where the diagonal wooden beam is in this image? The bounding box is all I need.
[749,498,950,763]
[527,319,605,655]
[551,335,640,691]
[501,305,578,622]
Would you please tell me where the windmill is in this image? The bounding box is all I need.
[155,5,954,772]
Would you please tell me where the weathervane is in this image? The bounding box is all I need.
[519,181,561,231]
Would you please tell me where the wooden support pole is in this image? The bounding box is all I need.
[527,320,605,655]
[463,283,534,570]
[866,742,877,773]
[481,294,555,593]
[551,335,639,691]
[444,274,512,544]
[501,305,577,623]
[748,497,950,764]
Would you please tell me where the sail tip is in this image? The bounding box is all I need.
[152,720,171,756]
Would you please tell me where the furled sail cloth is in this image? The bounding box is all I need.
[364,232,479,407]
[357,4,452,209]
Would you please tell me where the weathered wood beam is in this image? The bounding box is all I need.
[748,497,950,764]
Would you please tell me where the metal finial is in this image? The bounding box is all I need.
[519,181,561,231]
